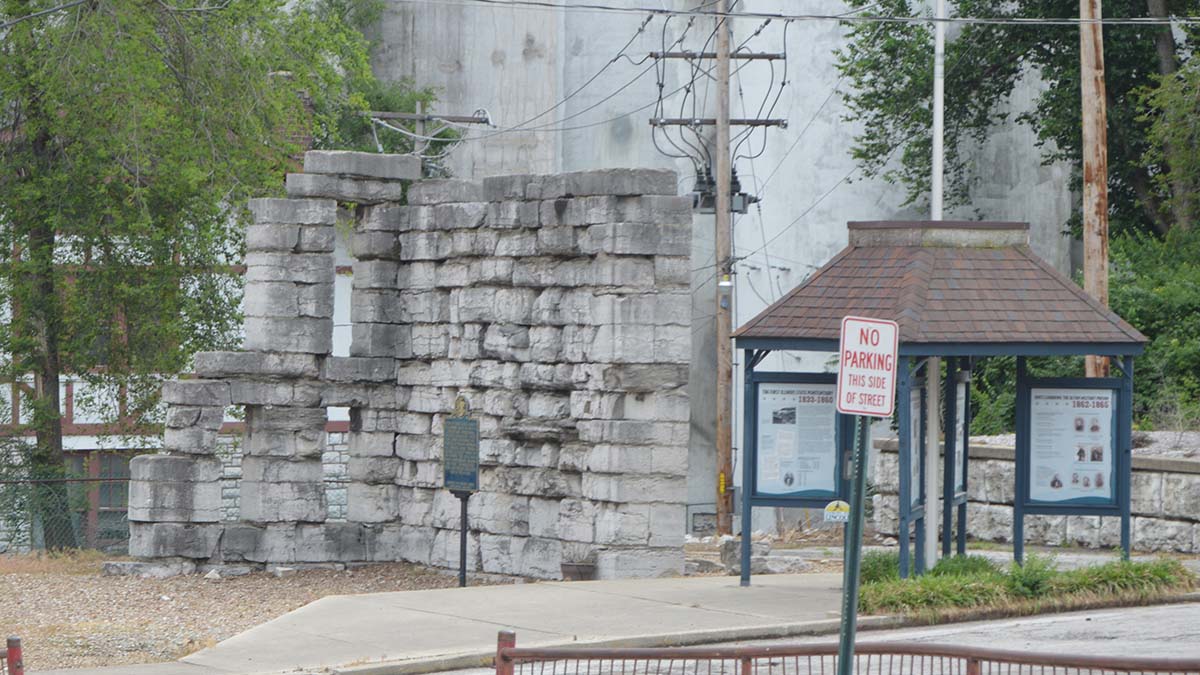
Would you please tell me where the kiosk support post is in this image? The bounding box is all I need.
[836,415,870,675]
[740,350,756,587]
[1120,355,1134,560]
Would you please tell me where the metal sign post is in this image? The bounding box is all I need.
[443,396,479,588]
[834,316,898,675]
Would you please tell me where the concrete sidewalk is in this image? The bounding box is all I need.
[46,573,869,675]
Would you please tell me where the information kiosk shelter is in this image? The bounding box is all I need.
[733,222,1146,581]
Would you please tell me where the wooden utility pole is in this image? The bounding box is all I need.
[1081,0,1110,378]
[714,0,734,535]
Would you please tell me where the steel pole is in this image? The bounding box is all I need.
[836,415,870,675]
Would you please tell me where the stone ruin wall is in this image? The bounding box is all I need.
[873,443,1200,553]
[127,151,692,579]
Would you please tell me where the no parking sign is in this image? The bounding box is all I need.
[836,316,899,418]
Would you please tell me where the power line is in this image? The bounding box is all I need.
[734,27,984,266]
[0,0,85,31]
[390,0,1200,26]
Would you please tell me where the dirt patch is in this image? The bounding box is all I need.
[0,551,485,671]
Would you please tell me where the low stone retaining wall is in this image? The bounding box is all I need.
[873,441,1200,553]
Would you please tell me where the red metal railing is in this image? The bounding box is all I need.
[2,636,24,675]
[496,631,1200,675]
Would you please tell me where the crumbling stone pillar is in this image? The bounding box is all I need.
[128,379,230,560]
[235,196,337,538]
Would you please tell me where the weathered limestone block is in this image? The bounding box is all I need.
[540,195,691,227]
[347,483,401,523]
[351,323,410,358]
[594,503,650,545]
[295,522,367,562]
[531,289,592,326]
[872,493,899,535]
[480,467,581,499]
[591,256,655,288]
[649,503,685,547]
[230,380,322,407]
[574,364,689,393]
[248,197,337,225]
[348,431,397,458]
[536,226,578,255]
[480,533,527,575]
[594,548,682,579]
[194,351,321,379]
[162,380,231,407]
[1161,473,1199,519]
[352,260,400,290]
[434,202,488,230]
[466,260,515,288]
[576,419,688,446]
[526,169,677,199]
[128,455,223,522]
[1025,514,1067,545]
[493,231,538,257]
[590,293,690,328]
[351,290,404,324]
[1065,515,1101,547]
[439,229,499,258]
[244,281,334,319]
[981,459,1016,505]
[579,223,689,256]
[347,456,402,484]
[654,256,690,286]
[431,528,481,572]
[582,474,686,504]
[486,200,539,228]
[245,252,334,285]
[303,150,421,181]
[583,445,687,477]
[516,536,561,578]
[321,382,404,409]
[1134,517,1194,552]
[512,259,591,288]
[407,179,484,205]
[396,290,450,323]
[353,231,403,260]
[873,452,900,494]
[244,316,332,354]
[359,203,409,232]
[245,407,326,459]
[240,480,326,523]
[241,456,324,483]
[966,503,1013,542]
[246,224,335,254]
[162,401,223,427]
[323,356,396,383]
[398,232,443,261]
[129,522,222,559]
[286,172,407,205]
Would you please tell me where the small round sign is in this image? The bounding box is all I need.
[824,499,850,524]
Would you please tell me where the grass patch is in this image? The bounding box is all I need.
[860,550,900,584]
[860,553,1195,618]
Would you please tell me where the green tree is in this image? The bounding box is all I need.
[835,0,1199,236]
[0,0,414,547]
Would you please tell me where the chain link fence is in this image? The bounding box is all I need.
[0,478,130,554]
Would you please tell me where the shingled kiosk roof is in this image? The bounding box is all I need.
[734,221,1146,356]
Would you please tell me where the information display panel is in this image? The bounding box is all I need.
[954,381,967,492]
[1027,388,1116,506]
[908,387,923,508]
[754,380,840,499]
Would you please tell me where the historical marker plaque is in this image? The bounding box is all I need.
[443,398,479,493]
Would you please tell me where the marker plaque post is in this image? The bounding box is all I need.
[443,396,479,588]
[834,316,898,675]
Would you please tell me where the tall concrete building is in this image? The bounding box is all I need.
[366,0,1074,533]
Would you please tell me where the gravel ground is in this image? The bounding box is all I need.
[972,430,1200,459]
[0,552,481,671]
